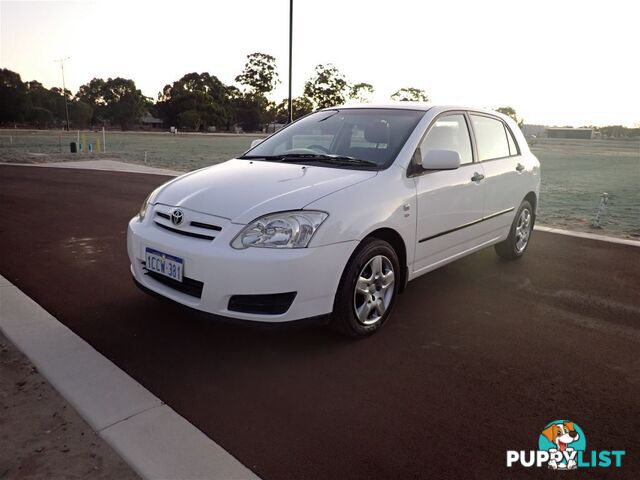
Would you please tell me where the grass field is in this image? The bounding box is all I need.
[530,138,639,239]
[0,130,265,170]
[1,129,638,239]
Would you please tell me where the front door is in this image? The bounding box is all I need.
[413,113,486,274]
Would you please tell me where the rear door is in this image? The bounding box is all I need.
[412,113,486,273]
[469,113,523,234]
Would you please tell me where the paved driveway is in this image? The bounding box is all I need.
[1,165,639,479]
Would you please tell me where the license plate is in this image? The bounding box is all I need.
[145,247,183,282]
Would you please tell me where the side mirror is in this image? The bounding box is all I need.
[250,139,263,149]
[421,149,461,170]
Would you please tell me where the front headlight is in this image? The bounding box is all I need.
[138,187,161,221]
[231,211,328,249]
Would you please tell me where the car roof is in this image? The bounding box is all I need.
[323,102,432,111]
[324,103,504,116]
[323,103,515,124]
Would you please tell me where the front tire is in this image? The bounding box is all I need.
[331,238,400,338]
[495,200,534,260]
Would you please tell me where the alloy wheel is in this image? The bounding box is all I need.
[353,255,395,325]
[515,208,532,253]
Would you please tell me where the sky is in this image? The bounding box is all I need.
[1,0,639,127]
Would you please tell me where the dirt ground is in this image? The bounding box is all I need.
[0,330,138,480]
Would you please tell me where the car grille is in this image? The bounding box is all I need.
[154,222,216,240]
[153,209,223,241]
[142,262,204,298]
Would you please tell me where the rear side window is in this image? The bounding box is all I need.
[470,115,510,161]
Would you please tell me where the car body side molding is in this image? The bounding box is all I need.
[418,207,515,243]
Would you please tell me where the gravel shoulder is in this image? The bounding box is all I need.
[0,330,138,480]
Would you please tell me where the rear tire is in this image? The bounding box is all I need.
[330,238,400,338]
[495,200,534,260]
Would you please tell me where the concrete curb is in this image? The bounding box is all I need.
[0,275,260,480]
[534,225,640,247]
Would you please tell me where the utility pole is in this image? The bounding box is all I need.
[288,0,293,123]
[55,57,71,131]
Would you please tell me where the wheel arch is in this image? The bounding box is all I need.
[362,227,409,293]
[524,191,537,215]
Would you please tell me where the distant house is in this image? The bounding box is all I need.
[141,111,163,129]
[546,127,593,139]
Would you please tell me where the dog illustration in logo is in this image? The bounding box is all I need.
[541,421,580,469]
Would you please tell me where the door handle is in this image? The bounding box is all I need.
[516,163,525,172]
[471,172,485,182]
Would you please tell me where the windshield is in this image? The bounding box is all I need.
[241,108,426,168]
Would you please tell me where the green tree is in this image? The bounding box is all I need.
[235,52,280,95]
[69,101,94,128]
[304,64,349,109]
[177,109,202,131]
[101,78,149,130]
[233,53,281,130]
[26,107,54,129]
[25,81,69,125]
[157,72,230,130]
[76,78,106,105]
[349,82,374,103]
[273,96,314,123]
[76,78,107,123]
[0,68,28,123]
[496,106,523,127]
[49,87,73,123]
[26,81,56,112]
[598,125,628,138]
[391,87,429,102]
[230,92,271,132]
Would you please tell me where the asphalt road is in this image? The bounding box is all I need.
[1,165,639,479]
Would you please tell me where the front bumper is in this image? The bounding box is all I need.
[127,214,357,323]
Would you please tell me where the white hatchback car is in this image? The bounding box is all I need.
[128,104,540,337]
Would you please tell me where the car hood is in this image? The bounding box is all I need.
[153,159,378,224]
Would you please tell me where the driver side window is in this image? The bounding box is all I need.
[420,114,473,165]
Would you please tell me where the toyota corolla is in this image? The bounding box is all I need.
[128,104,540,337]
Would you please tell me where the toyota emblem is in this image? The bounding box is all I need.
[170,209,184,226]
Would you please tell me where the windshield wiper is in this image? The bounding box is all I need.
[280,154,378,167]
[240,153,378,168]
[240,154,288,160]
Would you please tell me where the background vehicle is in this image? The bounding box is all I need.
[128,104,540,337]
